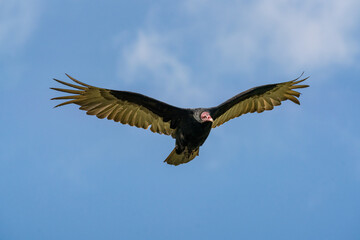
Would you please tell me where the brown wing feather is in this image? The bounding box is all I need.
[51,74,185,137]
[210,75,309,128]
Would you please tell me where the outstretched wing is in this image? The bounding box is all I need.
[51,74,186,136]
[209,74,309,128]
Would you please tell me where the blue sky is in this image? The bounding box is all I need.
[1,0,360,239]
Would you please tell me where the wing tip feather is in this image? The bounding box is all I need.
[292,73,310,85]
[65,73,92,87]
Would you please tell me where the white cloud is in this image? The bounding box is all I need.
[0,0,41,53]
[117,31,207,106]
[184,0,360,72]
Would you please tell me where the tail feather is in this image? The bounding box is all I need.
[164,147,199,166]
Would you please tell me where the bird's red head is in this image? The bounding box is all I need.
[201,111,213,123]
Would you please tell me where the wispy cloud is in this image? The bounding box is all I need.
[117,1,360,82]
[183,0,360,72]
[0,0,41,53]
[117,31,206,106]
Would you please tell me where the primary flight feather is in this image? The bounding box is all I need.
[51,74,309,166]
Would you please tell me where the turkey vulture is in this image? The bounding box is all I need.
[51,74,309,165]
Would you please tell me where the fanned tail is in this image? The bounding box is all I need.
[164,147,199,166]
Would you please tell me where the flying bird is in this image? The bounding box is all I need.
[51,74,309,166]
